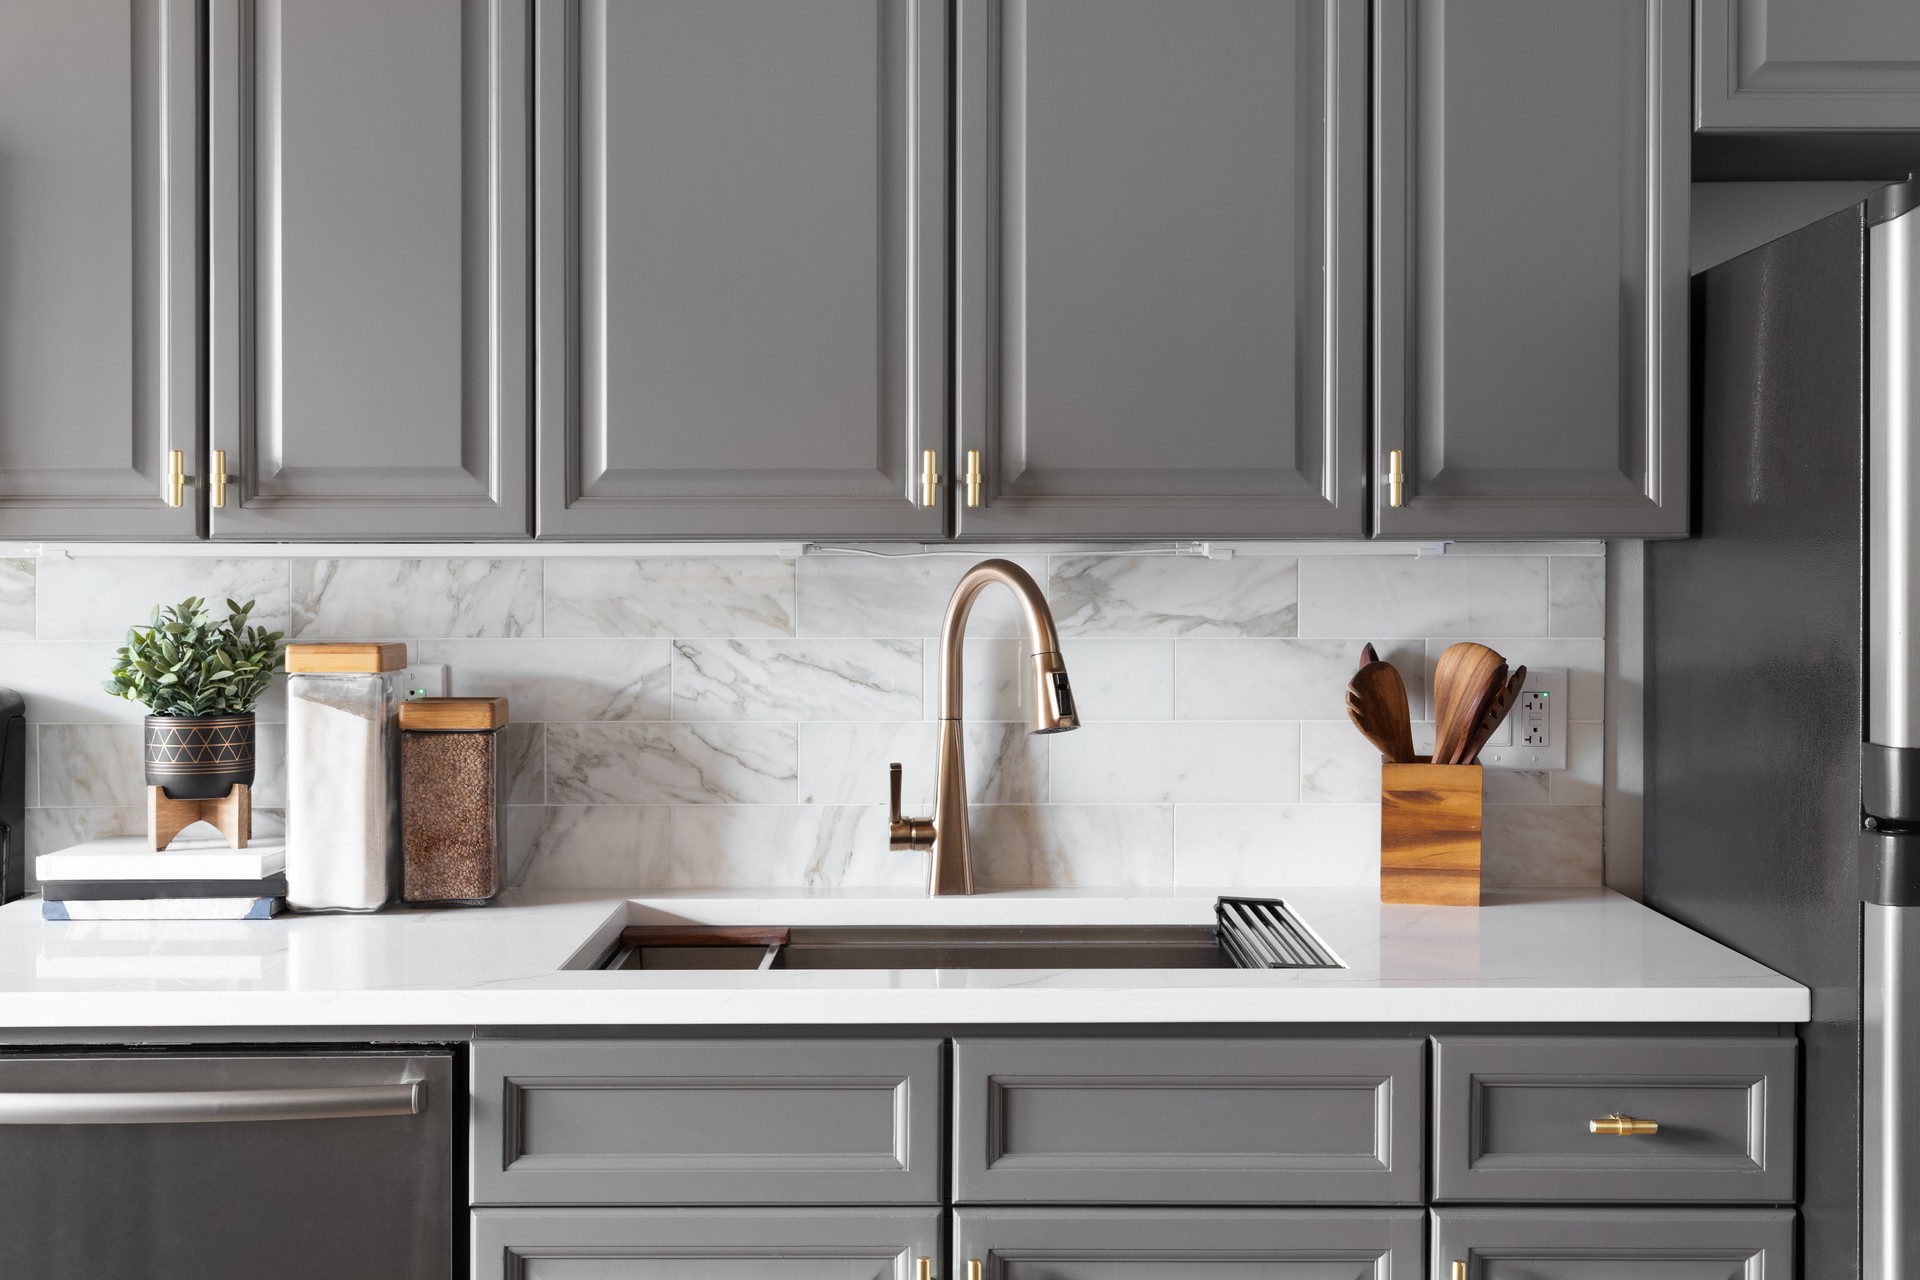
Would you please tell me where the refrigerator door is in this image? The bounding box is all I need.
[1866,905,1920,1280]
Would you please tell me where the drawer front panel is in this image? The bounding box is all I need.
[954,1038,1424,1204]
[473,1208,941,1280]
[1433,1036,1796,1203]
[472,1039,941,1205]
[1432,1207,1796,1279]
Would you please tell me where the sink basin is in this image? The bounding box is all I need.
[605,924,1228,971]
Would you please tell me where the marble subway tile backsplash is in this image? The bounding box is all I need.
[0,548,1608,891]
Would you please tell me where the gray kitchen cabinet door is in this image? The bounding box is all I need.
[1432,1208,1796,1279]
[1697,0,1920,131]
[1373,0,1690,539]
[0,0,202,539]
[534,0,947,540]
[207,0,531,540]
[955,1208,1424,1280]
[952,0,1368,540]
[472,1208,941,1280]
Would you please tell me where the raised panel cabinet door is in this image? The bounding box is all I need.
[208,0,531,539]
[1374,0,1690,538]
[1432,1208,1796,1279]
[953,0,1368,539]
[535,0,948,540]
[954,1208,1424,1280]
[1697,0,1920,131]
[0,0,201,539]
[472,1208,941,1280]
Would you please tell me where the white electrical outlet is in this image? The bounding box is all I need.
[1477,667,1569,771]
[398,663,449,699]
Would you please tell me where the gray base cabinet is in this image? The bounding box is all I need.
[1433,1208,1796,1279]
[1373,0,1689,539]
[957,1209,1424,1280]
[472,1208,941,1280]
[1696,0,1920,131]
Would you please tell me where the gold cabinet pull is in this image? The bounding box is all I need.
[964,449,983,508]
[967,1263,983,1280]
[914,1259,932,1280]
[211,450,230,508]
[920,449,940,509]
[165,449,186,508]
[1387,448,1405,508]
[1450,1263,1467,1280]
[1589,1112,1658,1136]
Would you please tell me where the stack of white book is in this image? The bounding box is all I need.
[36,835,287,920]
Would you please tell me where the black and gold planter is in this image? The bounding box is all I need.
[144,714,256,801]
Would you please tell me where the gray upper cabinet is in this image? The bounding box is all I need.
[534,0,947,540]
[1374,0,1690,539]
[208,0,530,540]
[0,1,201,539]
[953,0,1368,540]
[955,1209,1424,1280]
[1697,0,1920,131]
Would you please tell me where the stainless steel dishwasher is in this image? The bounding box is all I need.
[0,1047,453,1278]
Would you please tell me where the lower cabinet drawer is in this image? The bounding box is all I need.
[472,1208,941,1280]
[471,1038,942,1205]
[1433,1207,1796,1278]
[1433,1036,1796,1203]
[953,1038,1424,1204]
[955,1208,1424,1280]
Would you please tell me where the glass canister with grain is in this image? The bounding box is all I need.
[398,696,510,906]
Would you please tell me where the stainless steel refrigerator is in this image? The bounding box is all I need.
[1648,177,1920,1280]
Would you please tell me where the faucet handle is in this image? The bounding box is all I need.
[887,762,935,852]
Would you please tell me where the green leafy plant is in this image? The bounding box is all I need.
[102,597,285,717]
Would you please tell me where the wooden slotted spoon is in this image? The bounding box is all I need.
[1346,660,1416,764]
[1456,664,1528,765]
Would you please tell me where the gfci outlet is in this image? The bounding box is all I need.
[399,664,449,699]
[1476,667,1570,772]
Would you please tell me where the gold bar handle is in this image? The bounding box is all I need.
[211,449,230,508]
[1589,1112,1658,1136]
[964,449,983,508]
[967,1262,983,1280]
[920,449,940,509]
[915,1259,931,1280]
[165,449,186,508]
[1387,448,1405,508]
[1450,1263,1467,1280]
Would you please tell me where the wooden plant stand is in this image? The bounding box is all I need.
[148,783,251,851]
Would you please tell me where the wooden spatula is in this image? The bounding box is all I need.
[1346,660,1416,764]
[1456,664,1527,765]
[1432,642,1506,765]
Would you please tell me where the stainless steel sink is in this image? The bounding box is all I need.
[604,924,1228,971]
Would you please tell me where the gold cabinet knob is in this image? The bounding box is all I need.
[964,449,983,508]
[967,1263,983,1280]
[165,449,186,508]
[1589,1112,1659,1136]
[920,449,941,508]
[914,1258,931,1280]
[211,449,230,508]
[1450,1263,1467,1280]
[1387,448,1405,508]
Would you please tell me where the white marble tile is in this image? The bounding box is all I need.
[36,725,143,807]
[1049,722,1299,804]
[1050,556,1297,637]
[1299,722,1383,803]
[1548,555,1607,638]
[252,721,286,809]
[667,805,919,890]
[508,805,673,888]
[1296,555,1548,638]
[0,560,33,640]
[1171,804,1381,887]
[37,558,289,641]
[9,642,155,724]
[416,639,671,722]
[673,639,920,722]
[797,721,1045,806]
[547,722,798,805]
[1483,767,1552,804]
[500,722,545,806]
[1550,721,1605,804]
[291,559,541,639]
[1175,639,1426,721]
[969,804,1175,889]
[25,806,143,865]
[923,638,1029,722]
[1055,638,1174,721]
[1423,637,1606,719]
[1482,804,1604,886]
[545,558,795,638]
[798,554,1047,638]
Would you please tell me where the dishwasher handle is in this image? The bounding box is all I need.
[0,1079,425,1125]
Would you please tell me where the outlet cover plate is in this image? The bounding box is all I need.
[1476,666,1568,771]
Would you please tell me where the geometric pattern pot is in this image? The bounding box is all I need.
[144,714,256,801]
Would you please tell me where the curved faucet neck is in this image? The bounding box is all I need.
[937,559,1061,721]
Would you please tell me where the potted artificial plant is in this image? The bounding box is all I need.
[103,597,284,800]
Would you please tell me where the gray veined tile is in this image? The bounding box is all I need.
[1548,555,1607,637]
[923,637,1030,722]
[1054,638,1174,721]
[545,557,795,638]
[1482,804,1603,886]
[1298,722,1384,803]
[1175,638,1426,721]
[672,639,920,722]
[797,721,1045,806]
[1049,721,1300,804]
[1296,555,1548,638]
[37,557,289,641]
[798,554,1047,638]
[547,722,798,805]
[666,805,919,890]
[499,722,545,806]
[1049,555,1298,638]
[1172,804,1382,888]
[36,725,144,807]
[969,805,1174,889]
[290,559,541,639]
[0,559,34,640]
[508,805,673,888]
[416,639,672,722]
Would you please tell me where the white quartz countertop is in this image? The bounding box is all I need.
[0,886,1807,1029]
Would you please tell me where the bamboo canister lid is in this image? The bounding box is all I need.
[285,642,410,674]
[398,697,510,732]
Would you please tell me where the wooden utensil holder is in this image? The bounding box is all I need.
[1380,762,1482,906]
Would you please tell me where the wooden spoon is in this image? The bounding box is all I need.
[1432,642,1506,764]
[1457,664,1527,765]
[1358,642,1379,671]
[1346,660,1416,764]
